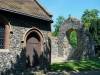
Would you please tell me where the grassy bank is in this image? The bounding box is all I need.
[50,58,100,72]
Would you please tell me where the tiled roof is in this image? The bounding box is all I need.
[0,0,52,21]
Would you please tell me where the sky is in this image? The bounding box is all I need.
[38,0,100,31]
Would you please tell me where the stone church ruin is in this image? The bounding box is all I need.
[51,16,95,63]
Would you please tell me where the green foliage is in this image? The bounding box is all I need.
[81,9,99,30]
[81,9,100,47]
[69,31,77,48]
[90,19,100,45]
[52,16,65,36]
[50,58,100,72]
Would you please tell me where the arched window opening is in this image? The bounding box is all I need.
[0,22,5,49]
[69,31,77,48]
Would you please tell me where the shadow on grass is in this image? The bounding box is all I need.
[50,58,100,72]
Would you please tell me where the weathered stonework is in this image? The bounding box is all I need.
[0,10,52,74]
[57,17,95,60]
[50,17,95,63]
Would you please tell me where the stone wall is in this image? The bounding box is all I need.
[0,11,51,73]
[48,32,73,63]
[50,17,95,63]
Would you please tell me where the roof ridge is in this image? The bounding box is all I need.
[35,0,52,17]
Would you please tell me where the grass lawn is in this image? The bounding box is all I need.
[50,57,100,72]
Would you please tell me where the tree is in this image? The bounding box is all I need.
[90,19,100,46]
[52,16,65,36]
[81,9,100,55]
[81,9,99,30]
[81,9,100,41]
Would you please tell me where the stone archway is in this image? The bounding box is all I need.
[24,28,44,67]
[62,29,78,60]
[58,16,95,60]
[58,17,82,57]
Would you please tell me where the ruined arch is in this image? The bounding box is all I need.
[58,17,83,59]
[58,17,95,60]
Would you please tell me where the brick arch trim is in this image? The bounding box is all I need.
[23,27,44,52]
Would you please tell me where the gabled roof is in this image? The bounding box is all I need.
[0,0,52,21]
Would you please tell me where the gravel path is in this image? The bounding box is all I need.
[47,71,100,75]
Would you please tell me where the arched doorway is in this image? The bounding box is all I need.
[25,28,43,68]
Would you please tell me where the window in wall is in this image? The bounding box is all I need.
[0,23,5,49]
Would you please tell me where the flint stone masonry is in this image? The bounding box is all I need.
[51,37,59,63]
[0,11,51,73]
[50,36,73,63]
[50,17,95,63]
[57,17,95,60]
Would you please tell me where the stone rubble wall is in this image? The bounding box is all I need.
[50,35,73,63]
[0,13,51,73]
[50,17,95,63]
